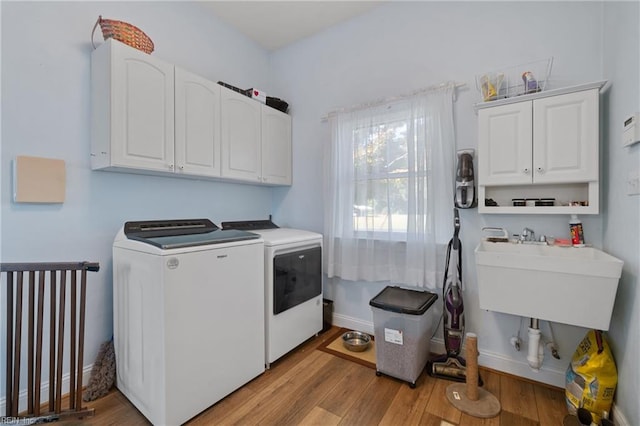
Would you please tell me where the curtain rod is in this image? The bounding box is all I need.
[321,81,467,122]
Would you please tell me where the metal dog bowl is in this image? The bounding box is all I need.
[342,331,371,352]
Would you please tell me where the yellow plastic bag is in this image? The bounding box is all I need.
[565,329,617,424]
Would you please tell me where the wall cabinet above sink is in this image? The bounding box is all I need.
[476,81,606,214]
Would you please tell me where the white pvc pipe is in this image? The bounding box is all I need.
[527,327,544,370]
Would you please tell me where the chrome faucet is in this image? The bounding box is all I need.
[518,227,535,242]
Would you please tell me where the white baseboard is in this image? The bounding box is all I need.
[332,313,566,388]
[611,403,630,426]
[473,345,567,388]
[0,364,93,415]
[332,313,375,335]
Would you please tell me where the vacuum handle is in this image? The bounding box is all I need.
[453,208,460,250]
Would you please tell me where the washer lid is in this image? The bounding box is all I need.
[124,219,260,249]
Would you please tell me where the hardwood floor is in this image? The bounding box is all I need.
[62,327,568,425]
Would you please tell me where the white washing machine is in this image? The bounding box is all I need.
[222,220,323,367]
[112,219,265,426]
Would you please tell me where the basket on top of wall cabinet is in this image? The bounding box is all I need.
[91,15,154,54]
[475,57,554,102]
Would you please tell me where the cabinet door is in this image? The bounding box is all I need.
[174,68,221,177]
[261,106,292,185]
[533,89,598,183]
[111,41,175,171]
[478,101,532,185]
[220,87,261,182]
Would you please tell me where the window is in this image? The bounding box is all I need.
[324,84,455,287]
[352,112,428,238]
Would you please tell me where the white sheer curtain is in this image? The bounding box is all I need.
[323,84,455,288]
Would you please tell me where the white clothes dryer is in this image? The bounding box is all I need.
[222,220,323,367]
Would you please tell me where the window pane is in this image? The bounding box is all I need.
[352,111,421,238]
[386,122,408,175]
[353,177,408,234]
[354,120,408,177]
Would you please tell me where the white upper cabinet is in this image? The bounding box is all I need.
[220,86,293,185]
[92,39,174,172]
[479,88,598,186]
[220,87,262,182]
[174,67,221,177]
[92,39,292,186]
[476,81,605,214]
[532,89,598,183]
[261,106,292,185]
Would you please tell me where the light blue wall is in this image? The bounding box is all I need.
[2,1,638,423]
[269,0,630,396]
[603,3,640,425]
[0,1,276,399]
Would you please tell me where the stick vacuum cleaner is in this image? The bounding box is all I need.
[427,208,470,382]
[427,147,482,383]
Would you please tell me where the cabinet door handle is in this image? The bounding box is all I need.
[169,164,174,170]
[523,168,530,174]
[179,165,184,170]
[536,167,544,174]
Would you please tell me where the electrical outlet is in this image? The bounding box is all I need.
[627,170,640,195]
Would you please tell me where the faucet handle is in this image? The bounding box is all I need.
[518,227,535,242]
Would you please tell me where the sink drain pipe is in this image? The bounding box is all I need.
[527,318,544,370]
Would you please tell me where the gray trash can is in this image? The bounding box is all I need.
[369,286,438,387]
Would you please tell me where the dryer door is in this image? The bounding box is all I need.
[273,246,321,314]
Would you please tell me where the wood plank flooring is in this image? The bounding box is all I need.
[61,327,568,425]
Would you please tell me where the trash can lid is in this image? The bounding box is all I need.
[369,286,438,315]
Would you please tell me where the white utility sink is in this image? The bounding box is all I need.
[475,241,623,330]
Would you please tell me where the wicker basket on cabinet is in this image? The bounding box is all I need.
[91,15,154,54]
